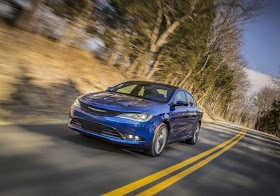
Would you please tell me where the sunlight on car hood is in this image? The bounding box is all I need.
[81,92,163,110]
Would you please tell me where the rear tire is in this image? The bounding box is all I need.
[145,123,168,157]
[186,124,200,145]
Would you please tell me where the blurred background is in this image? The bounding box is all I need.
[0,0,279,136]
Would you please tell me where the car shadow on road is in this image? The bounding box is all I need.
[18,123,143,156]
[17,123,189,159]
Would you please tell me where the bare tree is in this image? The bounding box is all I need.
[270,66,280,89]
[179,0,262,88]
[253,86,278,129]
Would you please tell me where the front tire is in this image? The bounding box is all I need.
[186,124,200,145]
[145,123,168,157]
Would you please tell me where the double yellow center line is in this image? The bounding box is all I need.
[103,128,247,196]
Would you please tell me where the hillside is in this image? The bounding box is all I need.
[0,23,127,123]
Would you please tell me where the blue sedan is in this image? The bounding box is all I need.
[68,81,203,156]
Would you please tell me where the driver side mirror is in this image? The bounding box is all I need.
[106,87,113,91]
[172,101,189,106]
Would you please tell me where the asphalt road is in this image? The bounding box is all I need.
[0,122,279,196]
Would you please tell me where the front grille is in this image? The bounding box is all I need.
[71,119,82,128]
[101,129,122,139]
[80,102,123,117]
[71,118,122,139]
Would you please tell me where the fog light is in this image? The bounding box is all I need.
[123,134,144,141]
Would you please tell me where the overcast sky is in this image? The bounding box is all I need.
[243,0,280,76]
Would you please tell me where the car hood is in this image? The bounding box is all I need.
[80,91,164,112]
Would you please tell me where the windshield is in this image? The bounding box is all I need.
[108,82,175,103]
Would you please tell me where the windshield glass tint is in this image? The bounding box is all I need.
[109,82,174,103]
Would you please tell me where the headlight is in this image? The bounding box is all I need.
[117,113,153,122]
[73,98,81,108]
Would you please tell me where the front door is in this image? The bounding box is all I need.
[169,91,192,141]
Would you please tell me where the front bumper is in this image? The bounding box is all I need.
[68,105,158,149]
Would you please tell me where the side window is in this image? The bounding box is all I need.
[186,92,196,107]
[138,86,145,96]
[174,91,187,103]
[156,88,168,98]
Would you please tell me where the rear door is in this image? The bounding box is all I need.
[185,92,200,135]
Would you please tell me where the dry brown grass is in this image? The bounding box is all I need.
[0,23,126,122]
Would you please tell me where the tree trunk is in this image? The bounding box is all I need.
[125,55,142,78]
[183,82,190,89]
[163,73,172,84]
[60,2,95,45]
[135,0,162,77]
[210,94,221,112]
[214,60,224,71]
[140,16,191,75]
[107,45,120,66]
[120,53,129,75]
[137,0,197,76]
[136,51,153,77]
[178,52,201,87]
[179,70,193,87]
[197,85,213,104]
[196,54,211,75]
[170,77,178,85]
[146,55,161,79]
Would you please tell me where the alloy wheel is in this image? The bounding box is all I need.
[193,125,200,143]
[154,126,167,154]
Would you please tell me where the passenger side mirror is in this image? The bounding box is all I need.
[172,101,189,106]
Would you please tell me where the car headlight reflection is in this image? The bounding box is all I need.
[116,113,153,122]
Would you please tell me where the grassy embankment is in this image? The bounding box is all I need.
[0,23,127,123]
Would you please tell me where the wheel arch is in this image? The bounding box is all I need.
[162,120,171,137]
